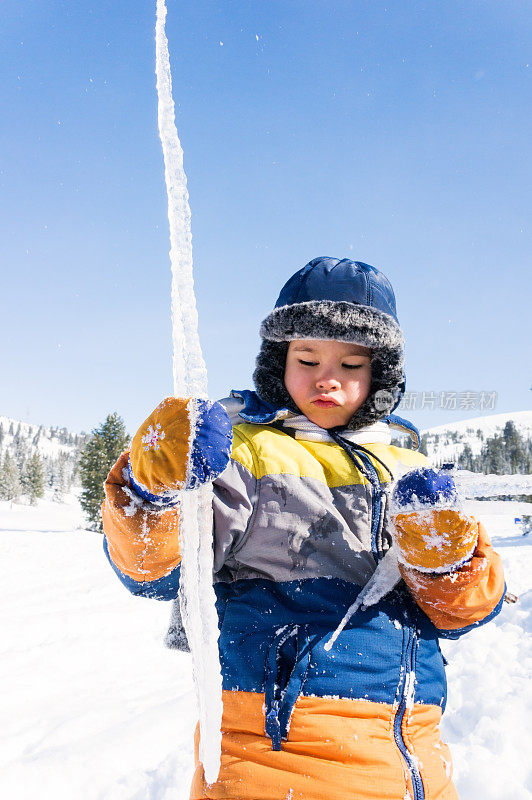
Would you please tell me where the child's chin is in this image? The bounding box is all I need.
[307,410,349,429]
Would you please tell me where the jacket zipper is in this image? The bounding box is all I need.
[330,434,391,561]
[330,434,424,796]
[360,451,425,797]
[393,626,425,800]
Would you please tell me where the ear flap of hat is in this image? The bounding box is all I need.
[253,340,297,413]
[345,344,406,428]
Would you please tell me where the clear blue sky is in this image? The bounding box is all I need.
[1,0,531,435]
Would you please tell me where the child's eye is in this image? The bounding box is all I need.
[299,359,318,367]
[342,363,362,370]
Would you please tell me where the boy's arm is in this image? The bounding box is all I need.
[102,450,182,599]
[102,396,232,599]
[390,467,505,637]
[102,397,256,599]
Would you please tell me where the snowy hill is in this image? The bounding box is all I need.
[0,494,531,799]
[420,410,532,466]
[0,415,88,495]
[0,415,87,461]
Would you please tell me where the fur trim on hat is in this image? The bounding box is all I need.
[253,300,405,430]
[260,301,403,351]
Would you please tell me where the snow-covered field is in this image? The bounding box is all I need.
[440,500,532,800]
[0,495,530,799]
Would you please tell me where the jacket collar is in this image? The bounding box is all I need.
[222,389,420,450]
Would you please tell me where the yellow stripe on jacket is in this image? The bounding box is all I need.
[232,423,428,487]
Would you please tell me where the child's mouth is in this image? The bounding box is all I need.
[312,398,340,408]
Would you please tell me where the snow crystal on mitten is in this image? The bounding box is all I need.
[390,467,479,573]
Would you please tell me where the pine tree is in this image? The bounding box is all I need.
[526,438,532,473]
[13,433,28,474]
[481,434,507,474]
[24,451,46,505]
[79,413,129,531]
[33,425,43,447]
[503,421,527,474]
[472,422,531,476]
[458,443,475,471]
[52,452,72,500]
[0,451,22,501]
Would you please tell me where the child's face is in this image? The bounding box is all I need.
[284,339,372,429]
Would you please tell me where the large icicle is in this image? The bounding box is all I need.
[155,0,222,784]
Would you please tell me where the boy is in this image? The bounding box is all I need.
[102,257,505,800]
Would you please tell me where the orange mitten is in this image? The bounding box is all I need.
[129,396,232,502]
[390,467,478,573]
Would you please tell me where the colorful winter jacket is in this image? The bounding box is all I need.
[102,397,505,800]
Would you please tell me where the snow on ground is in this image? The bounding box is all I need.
[0,495,530,799]
[440,500,532,800]
[0,495,195,800]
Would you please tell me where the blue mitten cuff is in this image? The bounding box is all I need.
[187,399,233,490]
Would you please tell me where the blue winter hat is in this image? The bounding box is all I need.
[253,257,405,429]
[275,257,399,322]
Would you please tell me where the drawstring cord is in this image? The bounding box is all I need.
[322,430,401,651]
[329,430,394,561]
[329,429,394,482]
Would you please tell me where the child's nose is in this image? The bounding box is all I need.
[316,375,341,391]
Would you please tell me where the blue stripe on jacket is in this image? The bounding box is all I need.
[103,539,447,707]
[214,576,447,708]
[104,532,504,708]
